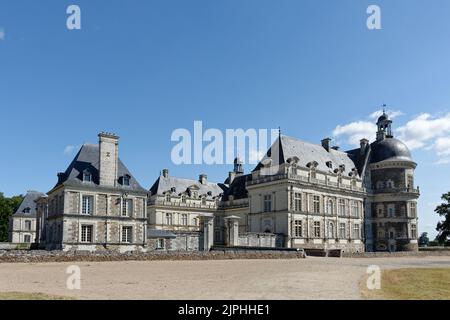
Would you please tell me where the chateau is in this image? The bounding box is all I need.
[11,112,419,253]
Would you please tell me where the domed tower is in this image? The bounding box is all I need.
[366,111,420,252]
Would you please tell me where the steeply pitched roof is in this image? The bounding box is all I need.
[149,174,227,198]
[13,191,47,217]
[254,135,359,177]
[222,174,251,201]
[54,144,146,192]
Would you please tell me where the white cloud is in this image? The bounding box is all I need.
[369,109,403,120]
[332,121,377,147]
[0,28,5,41]
[333,111,450,164]
[396,113,450,164]
[63,145,78,156]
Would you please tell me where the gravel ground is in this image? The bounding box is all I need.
[0,256,449,300]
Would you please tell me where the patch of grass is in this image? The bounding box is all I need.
[0,292,74,300]
[361,268,450,300]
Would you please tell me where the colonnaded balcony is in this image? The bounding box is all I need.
[371,186,420,195]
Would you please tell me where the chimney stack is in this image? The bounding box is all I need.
[321,138,332,152]
[199,173,207,185]
[360,138,369,154]
[98,132,119,187]
[162,169,169,178]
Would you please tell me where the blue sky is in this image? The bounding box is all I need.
[0,0,449,238]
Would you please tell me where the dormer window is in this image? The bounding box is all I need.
[23,207,31,214]
[121,175,131,186]
[326,161,333,169]
[83,170,92,182]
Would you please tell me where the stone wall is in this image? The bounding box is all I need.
[0,249,305,263]
[238,233,281,247]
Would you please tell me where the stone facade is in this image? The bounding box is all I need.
[37,133,149,252]
[25,112,419,254]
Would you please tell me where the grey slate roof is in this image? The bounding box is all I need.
[149,174,227,198]
[222,174,251,200]
[13,191,47,217]
[54,144,146,192]
[254,135,359,177]
[369,138,413,163]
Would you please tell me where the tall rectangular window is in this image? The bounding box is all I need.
[81,225,93,243]
[313,196,320,213]
[353,224,360,239]
[351,201,359,217]
[294,220,302,237]
[263,195,272,212]
[181,214,188,226]
[339,223,346,238]
[410,203,417,218]
[294,193,302,212]
[121,226,132,243]
[339,199,346,216]
[122,199,133,217]
[24,220,32,231]
[313,221,321,238]
[82,195,94,215]
[166,213,173,225]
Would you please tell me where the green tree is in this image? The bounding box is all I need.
[418,232,429,247]
[0,193,24,242]
[435,192,450,244]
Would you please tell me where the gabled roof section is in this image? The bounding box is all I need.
[253,135,359,177]
[149,174,227,199]
[54,144,146,192]
[13,190,47,217]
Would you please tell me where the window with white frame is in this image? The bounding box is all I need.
[83,170,92,182]
[181,214,188,226]
[313,196,320,213]
[388,204,395,217]
[202,197,207,205]
[327,199,333,215]
[328,222,335,238]
[80,225,93,243]
[24,235,31,243]
[24,220,32,231]
[313,221,321,238]
[263,195,272,212]
[81,195,94,215]
[121,226,132,243]
[294,193,302,211]
[410,203,417,218]
[193,217,198,226]
[156,238,165,249]
[294,220,302,237]
[165,193,171,202]
[166,213,173,225]
[339,199,346,216]
[407,175,414,189]
[181,195,186,203]
[339,223,346,238]
[351,201,359,217]
[353,224,360,239]
[122,199,133,217]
